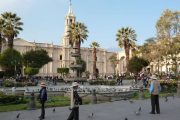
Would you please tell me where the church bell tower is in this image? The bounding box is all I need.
[62,0,76,47]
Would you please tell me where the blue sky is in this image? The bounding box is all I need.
[0,0,179,51]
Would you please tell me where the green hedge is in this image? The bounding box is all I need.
[89,80,116,85]
[0,91,4,96]
[2,80,36,87]
[15,82,36,87]
[160,81,177,92]
[0,95,25,105]
[3,80,14,87]
[24,67,39,76]
[57,68,69,75]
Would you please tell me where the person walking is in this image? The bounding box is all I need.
[67,82,82,120]
[149,75,161,114]
[38,82,47,119]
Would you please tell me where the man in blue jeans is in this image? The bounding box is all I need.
[149,75,161,114]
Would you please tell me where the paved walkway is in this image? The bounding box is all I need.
[0,97,179,120]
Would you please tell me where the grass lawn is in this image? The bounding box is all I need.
[133,90,175,100]
[0,95,91,112]
[0,91,174,112]
[0,104,27,112]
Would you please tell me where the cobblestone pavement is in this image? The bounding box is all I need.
[0,97,179,120]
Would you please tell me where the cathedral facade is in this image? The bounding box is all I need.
[13,4,115,77]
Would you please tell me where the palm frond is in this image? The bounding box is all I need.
[90,41,100,48]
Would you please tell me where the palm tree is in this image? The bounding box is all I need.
[68,22,88,55]
[116,27,137,68]
[90,41,100,78]
[0,18,5,53]
[1,12,23,48]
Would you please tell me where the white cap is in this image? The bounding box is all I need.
[151,75,157,80]
[71,82,79,87]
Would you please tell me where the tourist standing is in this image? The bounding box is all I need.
[119,74,123,85]
[149,75,161,114]
[38,82,47,119]
[67,82,82,120]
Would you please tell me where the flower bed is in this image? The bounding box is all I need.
[149,80,177,92]
[159,80,177,92]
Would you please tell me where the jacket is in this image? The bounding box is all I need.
[39,87,47,102]
[71,90,82,108]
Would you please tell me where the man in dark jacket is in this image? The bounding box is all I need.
[39,82,47,119]
[67,82,82,120]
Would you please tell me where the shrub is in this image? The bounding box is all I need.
[0,91,4,96]
[0,95,25,105]
[3,80,15,87]
[3,80,36,87]
[57,68,69,76]
[159,80,177,92]
[24,67,39,76]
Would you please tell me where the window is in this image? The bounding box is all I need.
[60,55,62,60]
[70,19,72,24]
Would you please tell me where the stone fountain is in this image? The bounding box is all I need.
[65,45,86,82]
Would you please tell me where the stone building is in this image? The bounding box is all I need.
[12,3,115,76]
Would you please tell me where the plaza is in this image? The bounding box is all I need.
[0,0,180,120]
[0,97,180,120]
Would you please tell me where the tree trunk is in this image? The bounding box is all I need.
[8,35,14,48]
[165,57,168,74]
[0,34,2,53]
[114,65,116,75]
[157,59,160,75]
[93,47,97,78]
[124,45,130,72]
[77,41,81,56]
